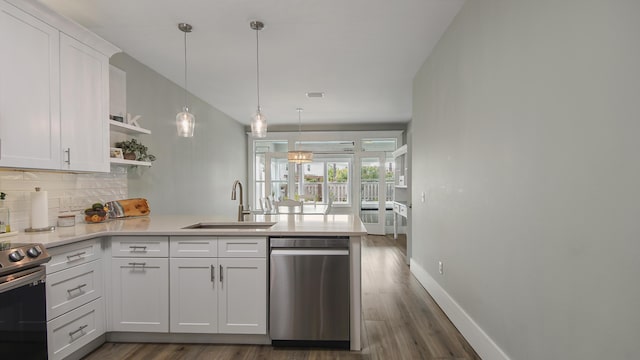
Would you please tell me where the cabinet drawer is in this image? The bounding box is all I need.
[47,239,102,274]
[170,236,217,257]
[47,260,103,320]
[47,298,105,360]
[111,236,168,257]
[218,237,266,258]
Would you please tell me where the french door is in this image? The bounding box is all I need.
[357,152,387,235]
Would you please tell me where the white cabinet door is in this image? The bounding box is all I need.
[218,258,267,334]
[169,258,218,333]
[111,257,168,332]
[0,1,61,169]
[60,33,109,172]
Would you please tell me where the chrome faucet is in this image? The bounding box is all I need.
[231,180,251,221]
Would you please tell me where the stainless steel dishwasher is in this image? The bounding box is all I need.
[270,237,350,349]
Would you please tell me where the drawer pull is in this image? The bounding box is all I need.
[68,324,88,337]
[128,262,146,268]
[219,264,223,285]
[129,245,147,251]
[66,251,86,261]
[66,283,87,295]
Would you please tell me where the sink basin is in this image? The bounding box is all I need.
[182,222,276,230]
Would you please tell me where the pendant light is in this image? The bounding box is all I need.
[176,23,195,137]
[288,108,313,163]
[250,20,267,138]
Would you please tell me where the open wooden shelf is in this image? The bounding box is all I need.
[110,158,152,167]
[109,120,151,135]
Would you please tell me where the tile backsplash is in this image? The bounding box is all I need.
[0,168,128,231]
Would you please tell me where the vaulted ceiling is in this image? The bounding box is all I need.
[42,0,464,127]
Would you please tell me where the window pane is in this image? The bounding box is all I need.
[255,154,265,181]
[327,161,349,204]
[255,140,287,153]
[361,138,397,152]
[304,162,324,202]
[270,158,289,201]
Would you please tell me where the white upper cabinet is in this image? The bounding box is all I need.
[0,0,119,172]
[0,1,61,169]
[60,33,109,172]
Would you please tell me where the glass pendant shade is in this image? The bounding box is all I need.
[251,108,267,138]
[176,107,195,137]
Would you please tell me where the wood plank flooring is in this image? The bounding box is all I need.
[83,235,480,360]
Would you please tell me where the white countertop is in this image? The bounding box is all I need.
[4,214,367,248]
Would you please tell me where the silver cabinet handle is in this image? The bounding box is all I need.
[64,147,71,164]
[210,265,215,286]
[128,262,146,268]
[66,251,86,261]
[219,264,223,284]
[67,283,87,295]
[68,324,88,337]
[129,245,147,251]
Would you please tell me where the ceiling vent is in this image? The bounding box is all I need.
[306,92,325,98]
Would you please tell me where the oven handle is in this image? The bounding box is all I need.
[0,266,46,294]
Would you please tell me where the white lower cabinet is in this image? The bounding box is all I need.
[45,239,104,360]
[169,257,219,333]
[169,236,267,335]
[218,257,267,334]
[110,257,169,332]
[47,260,102,320]
[47,298,105,360]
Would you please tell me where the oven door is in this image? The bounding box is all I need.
[0,266,48,359]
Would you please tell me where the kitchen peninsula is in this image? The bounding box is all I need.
[13,214,366,359]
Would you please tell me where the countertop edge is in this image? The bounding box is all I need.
[8,214,367,249]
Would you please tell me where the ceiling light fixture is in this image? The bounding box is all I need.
[288,108,313,164]
[250,20,267,138]
[176,23,195,137]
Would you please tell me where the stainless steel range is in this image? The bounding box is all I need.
[0,242,51,359]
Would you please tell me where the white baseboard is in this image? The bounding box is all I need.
[410,259,510,360]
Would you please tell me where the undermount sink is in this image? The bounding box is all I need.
[182,222,276,230]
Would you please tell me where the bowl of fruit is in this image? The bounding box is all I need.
[84,203,109,223]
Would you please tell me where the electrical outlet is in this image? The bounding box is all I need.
[438,261,444,275]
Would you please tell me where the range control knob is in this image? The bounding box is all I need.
[27,246,42,258]
[9,249,25,262]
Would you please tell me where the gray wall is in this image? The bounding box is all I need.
[110,53,247,217]
[411,1,640,359]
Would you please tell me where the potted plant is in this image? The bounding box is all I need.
[115,139,156,162]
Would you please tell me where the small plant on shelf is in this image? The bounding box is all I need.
[115,139,156,162]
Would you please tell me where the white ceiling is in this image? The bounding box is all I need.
[41,0,464,127]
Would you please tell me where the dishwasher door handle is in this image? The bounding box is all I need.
[270,249,349,256]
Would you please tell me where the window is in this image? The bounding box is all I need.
[292,159,351,205]
[248,131,403,214]
[254,140,288,207]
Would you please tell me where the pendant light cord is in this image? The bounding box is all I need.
[184,29,188,109]
[255,27,261,110]
[296,108,303,151]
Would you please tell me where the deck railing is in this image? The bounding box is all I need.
[298,181,393,203]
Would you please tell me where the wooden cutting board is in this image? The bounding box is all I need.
[106,198,150,218]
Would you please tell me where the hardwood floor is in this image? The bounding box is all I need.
[83,235,479,360]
